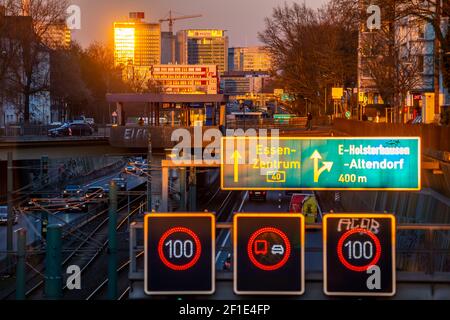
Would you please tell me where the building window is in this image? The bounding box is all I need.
[418,23,425,39]
[417,55,424,73]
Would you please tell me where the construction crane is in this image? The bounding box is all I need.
[159,10,202,64]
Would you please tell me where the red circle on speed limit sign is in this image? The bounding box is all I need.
[247,227,291,271]
[337,228,381,272]
[157,227,202,271]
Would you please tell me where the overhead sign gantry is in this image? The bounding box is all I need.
[221,137,420,190]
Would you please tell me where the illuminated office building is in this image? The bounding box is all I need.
[44,20,71,49]
[228,46,271,72]
[176,29,228,73]
[114,13,161,67]
[125,64,219,94]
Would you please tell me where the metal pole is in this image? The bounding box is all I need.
[7,151,13,273]
[44,225,62,300]
[108,181,118,300]
[180,167,186,211]
[161,166,169,212]
[147,109,152,211]
[41,211,48,241]
[189,167,197,212]
[16,228,26,300]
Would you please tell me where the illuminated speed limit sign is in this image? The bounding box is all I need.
[234,213,305,295]
[323,213,396,296]
[144,213,215,295]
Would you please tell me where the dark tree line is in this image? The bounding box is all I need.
[259,0,449,116]
[258,1,358,115]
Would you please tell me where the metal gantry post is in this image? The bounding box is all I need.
[16,228,27,300]
[6,151,13,273]
[161,166,169,212]
[44,225,62,300]
[180,167,186,211]
[147,117,152,211]
[108,181,118,300]
[189,167,197,212]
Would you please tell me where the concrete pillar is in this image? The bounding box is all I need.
[116,102,123,126]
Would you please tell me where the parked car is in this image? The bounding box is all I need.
[48,123,93,137]
[0,206,18,225]
[85,118,98,132]
[63,185,84,198]
[248,190,267,201]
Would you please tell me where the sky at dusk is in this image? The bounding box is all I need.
[70,0,328,48]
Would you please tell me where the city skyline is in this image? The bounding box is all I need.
[71,0,327,48]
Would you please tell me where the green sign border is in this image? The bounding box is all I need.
[220,137,421,191]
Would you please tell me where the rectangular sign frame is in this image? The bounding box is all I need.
[323,213,396,297]
[144,212,216,295]
[221,136,421,191]
[233,213,305,295]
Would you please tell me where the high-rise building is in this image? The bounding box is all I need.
[161,31,173,64]
[44,20,71,49]
[176,29,228,73]
[124,64,219,94]
[114,13,161,68]
[228,46,271,72]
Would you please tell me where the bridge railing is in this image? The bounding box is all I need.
[227,117,308,130]
[1,125,110,138]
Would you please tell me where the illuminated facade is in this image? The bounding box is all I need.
[176,29,228,73]
[228,46,271,72]
[44,20,71,49]
[114,16,160,67]
[125,64,218,94]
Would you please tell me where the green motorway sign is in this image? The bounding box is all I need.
[220,137,420,191]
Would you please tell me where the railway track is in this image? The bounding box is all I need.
[1,192,145,300]
[86,180,239,300]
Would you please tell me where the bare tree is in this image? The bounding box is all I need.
[1,0,68,124]
[376,0,449,116]
[258,2,357,115]
[361,15,423,109]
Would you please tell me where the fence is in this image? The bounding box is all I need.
[1,125,111,138]
[129,222,450,278]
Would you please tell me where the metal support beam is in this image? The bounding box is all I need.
[108,181,118,300]
[179,167,186,211]
[44,225,62,300]
[147,121,152,211]
[161,166,169,212]
[189,167,197,211]
[6,152,13,273]
[16,228,26,300]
